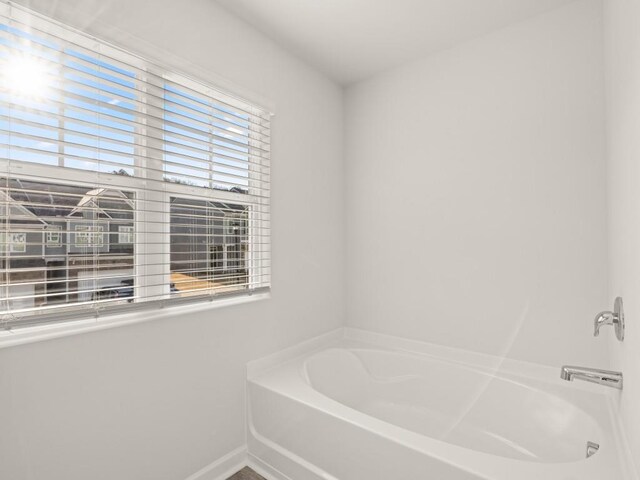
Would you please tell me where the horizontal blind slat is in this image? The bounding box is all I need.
[0,122,270,185]
[1,99,269,168]
[0,15,273,122]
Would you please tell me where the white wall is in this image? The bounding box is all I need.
[345,0,608,367]
[0,1,345,479]
[604,0,640,471]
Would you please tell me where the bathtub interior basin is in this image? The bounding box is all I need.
[303,347,602,463]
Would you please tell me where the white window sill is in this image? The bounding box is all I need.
[0,292,270,349]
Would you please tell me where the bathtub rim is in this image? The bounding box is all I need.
[249,327,608,394]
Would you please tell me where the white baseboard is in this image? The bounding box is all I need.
[185,446,247,480]
[247,453,293,480]
[183,446,292,480]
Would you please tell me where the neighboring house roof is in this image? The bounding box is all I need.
[4,179,134,221]
[68,188,135,218]
[0,190,47,224]
[170,196,248,216]
[4,178,244,224]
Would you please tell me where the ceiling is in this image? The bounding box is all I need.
[215,0,577,85]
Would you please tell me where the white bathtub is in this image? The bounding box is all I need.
[247,329,635,480]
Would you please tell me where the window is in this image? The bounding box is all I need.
[45,225,62,246]
[117,226,133,244]
[0,4,271,328]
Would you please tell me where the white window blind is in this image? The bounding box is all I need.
[0,3,271,329]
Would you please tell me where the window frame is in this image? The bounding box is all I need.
[0,3,271,332]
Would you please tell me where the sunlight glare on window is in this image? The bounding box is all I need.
[1,53,53,98]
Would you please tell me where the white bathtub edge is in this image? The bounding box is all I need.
[607,395,640,480]
[247,328,345,379]
[343,327,554,374]
[247,402,340,480]
[343,327,608,392]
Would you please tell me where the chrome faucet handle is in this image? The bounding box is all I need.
[593,297,624,341]
[594,311,615,336]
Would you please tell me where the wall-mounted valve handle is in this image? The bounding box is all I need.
[594,297,624,342]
